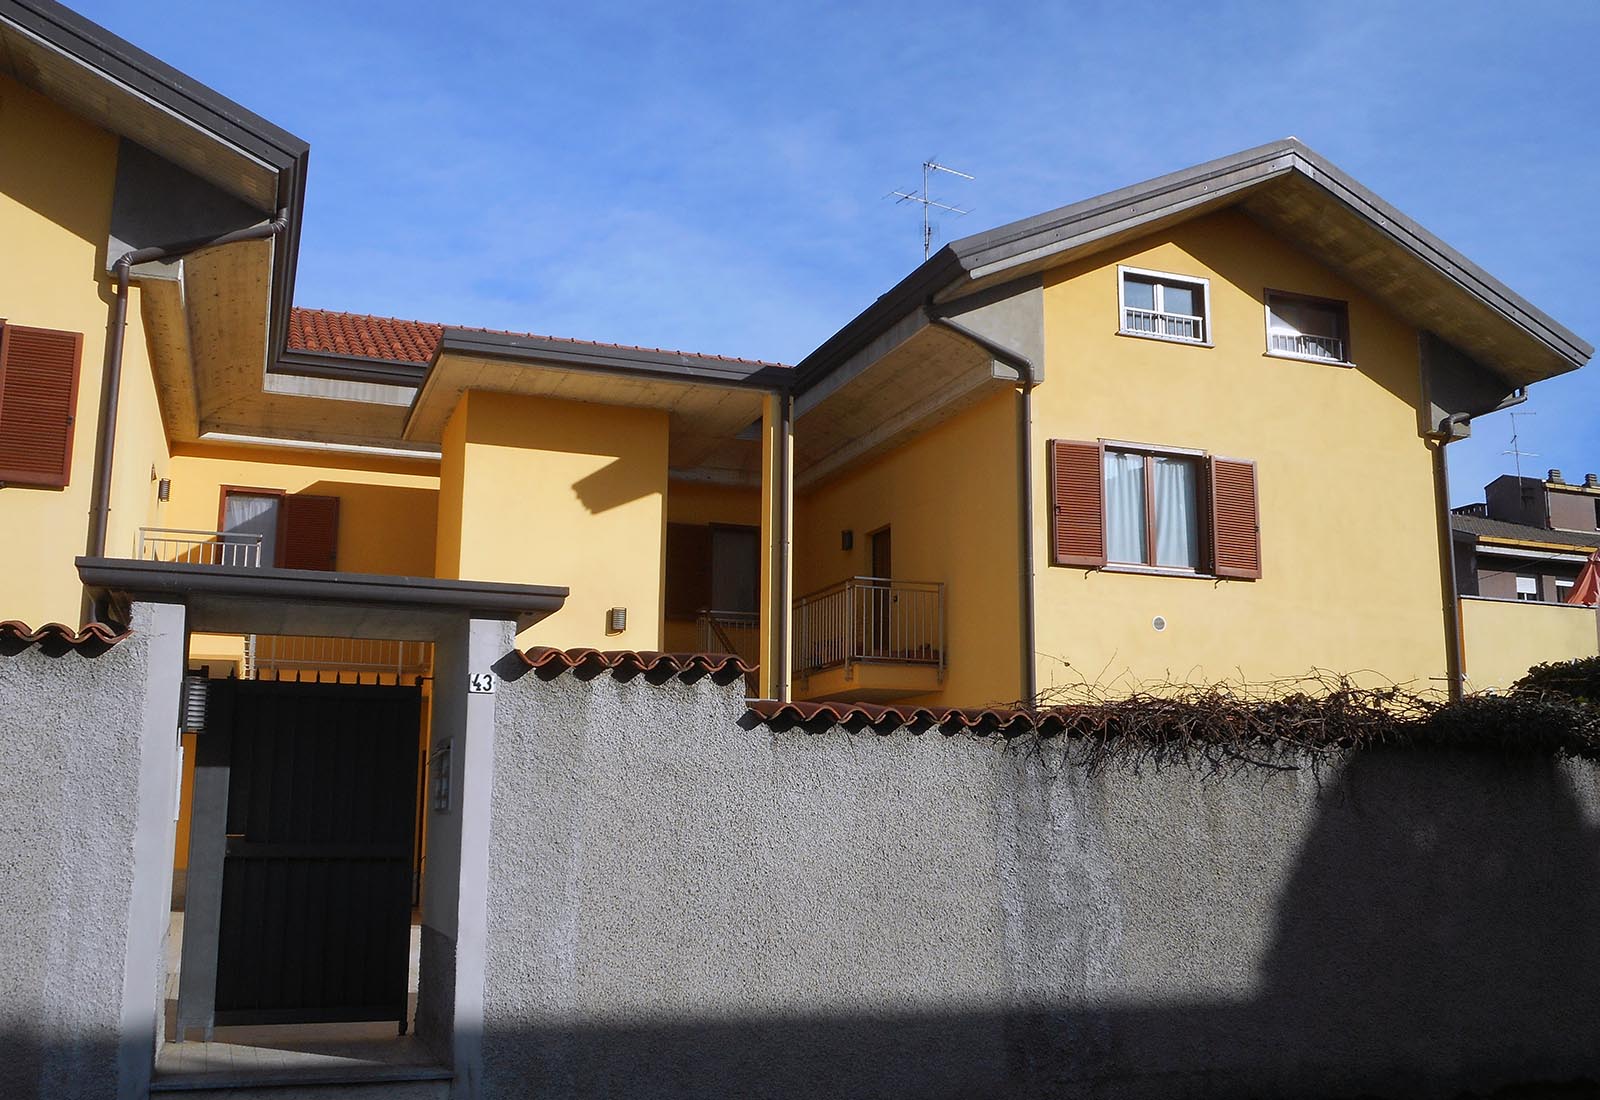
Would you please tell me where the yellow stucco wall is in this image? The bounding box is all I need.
[0,73,168,626]
[1032,209,1450,696]
[437,390,669,650]
[793,388,1024,707]
[1461,597,1600,692]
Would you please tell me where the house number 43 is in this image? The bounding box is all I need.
[469,672,496,694]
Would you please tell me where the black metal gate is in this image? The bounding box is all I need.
[178,679,422,1035]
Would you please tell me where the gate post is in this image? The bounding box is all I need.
[419,613,516,1099]
[118,598,187,1100]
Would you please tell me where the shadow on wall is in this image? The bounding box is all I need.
[570,456,661,517]
[5,750,1599,1099]
[467,746,1600,1100]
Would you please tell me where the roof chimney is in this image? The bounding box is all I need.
[1587,474,1599,489]
[1548,468,1565,484]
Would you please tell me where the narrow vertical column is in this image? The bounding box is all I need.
[759,391,793,701]
[422,613,514,1099]
[118,597,186,1100]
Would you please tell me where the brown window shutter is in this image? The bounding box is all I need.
[278,494,340,571]
[1210,457,1261,579]
[1048,439,1106,567]
[665,522,712,619]
[0,323,83,488]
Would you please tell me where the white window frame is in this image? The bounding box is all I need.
[1515,575,1539,602]
[1556,579,1575,602]
[1117,265,1212,347]
[1263,289,1353,365]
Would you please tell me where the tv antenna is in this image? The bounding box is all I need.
[890,159,974,260]
[1502,410,1538,484]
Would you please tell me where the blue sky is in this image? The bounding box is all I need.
[77,0,1598,503]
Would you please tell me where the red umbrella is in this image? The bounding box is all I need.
[1567,550,1600,606]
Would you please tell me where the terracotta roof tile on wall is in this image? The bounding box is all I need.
[288,309,444,364]
[287,307,791,370]
[519,646,755,685]
[745,698,1057,736]
[0,620,129,655]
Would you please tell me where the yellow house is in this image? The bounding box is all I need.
[6,4,1600,1084]
[1,1,1593,726]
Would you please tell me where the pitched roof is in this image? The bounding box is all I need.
[795,138,1592,394]
[288,309,443,364]
[1451,513,1600,551]
[287,307,790,372]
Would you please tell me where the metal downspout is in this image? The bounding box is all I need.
[86,211,290,614]
[776,389,793,700]
[1431,417,1469,702]
[925,312,1039,707]
[1016,378,1038,707]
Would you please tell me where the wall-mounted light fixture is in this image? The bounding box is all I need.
[841,529,854,551]
[157,477,171,502]
[606,607,627,634]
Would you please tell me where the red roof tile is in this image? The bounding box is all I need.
[520,646,755,685]
[0,620,129,655]
[287,307,791,370]
[745,698,1060,736]
[288,309,443,363]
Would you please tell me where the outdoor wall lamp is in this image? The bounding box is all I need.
[607,607,627,634]
[157,477,171,502]
[841,529,854,551]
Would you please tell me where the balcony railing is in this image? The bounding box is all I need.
[1123,306,1204,343]
[137,527,262,568]
[1270,331,1344,362]
[793,577,945,681]
[697,610,759,662]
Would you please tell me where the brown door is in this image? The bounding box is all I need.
[870,527,892,580]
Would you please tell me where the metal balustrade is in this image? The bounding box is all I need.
[793,577,945,680]
[697,610,759,663]
[1123,306,1204,342]
[1270,331,1345,361]
[137,527,263,567]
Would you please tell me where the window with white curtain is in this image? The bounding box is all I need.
[1103,448,1202,569]
[222,491,279,568]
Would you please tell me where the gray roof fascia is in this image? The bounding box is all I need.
[791,248,964,394]
[436,329,793,392]
[78,557,569,626]
[2,0,313,377]
[273,348,431,388]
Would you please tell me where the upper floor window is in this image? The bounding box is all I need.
[1516,575,1539,602]
[1118,266,1209,345]
[1266,291,1350,364]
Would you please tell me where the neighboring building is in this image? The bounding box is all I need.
[1,0,1593,716]
[1454,471,1600,604]
[1451,471,1600,691]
